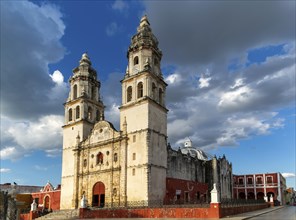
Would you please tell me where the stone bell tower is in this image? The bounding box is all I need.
[60,53,104,209]
[120,15,168,203]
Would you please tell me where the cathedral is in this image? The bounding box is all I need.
[60,15,232,210]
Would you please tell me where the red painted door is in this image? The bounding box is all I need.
[44,196,50,209]
[92,182,105,207]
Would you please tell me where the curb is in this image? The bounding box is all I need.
[242,206,285,220]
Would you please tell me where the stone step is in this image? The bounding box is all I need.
[35,209,79,220]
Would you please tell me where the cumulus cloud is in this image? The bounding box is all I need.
[0,168,11,173]
[7,115,63,150]
[145,1,295,67]
[0,1,66,119]
[50,70,64,85]
[282,173,296,178]
[48,70,68,102]
[0,146,24,161]
[166,73,180,85]
[34,165,48,171]
[142,1,295,149]
[199,75,211,88]
[106,22,121,36]
[0,1,67,160]
[112,0,129,12]
[230,78,245,89]
[0,115,63,160]
[45,149,62,158]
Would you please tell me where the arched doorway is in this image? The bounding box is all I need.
[44,195,50,210]
[257,192,264,200]
[92,182,105,207]
[267,192,275,202]
[239,192,245,200]
[247,192,255,200]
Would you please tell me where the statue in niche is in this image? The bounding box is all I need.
[81,87,87,98]
[144,57,151,70]
[125,65,129,77]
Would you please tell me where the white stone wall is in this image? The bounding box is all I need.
[128,49,153,75]
[61,122,93,209]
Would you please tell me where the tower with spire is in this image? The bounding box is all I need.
[120,15,168,202]
[60,53,105,209]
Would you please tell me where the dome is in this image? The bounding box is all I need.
[180,138,210,161]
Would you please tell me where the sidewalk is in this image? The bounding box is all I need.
[220,206,284,220]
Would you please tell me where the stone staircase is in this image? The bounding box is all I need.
[35,209,79,219]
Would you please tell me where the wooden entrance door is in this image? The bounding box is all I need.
[44,196,50,210]
[92,182,105,207]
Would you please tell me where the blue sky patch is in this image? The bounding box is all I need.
[246,44,286,66]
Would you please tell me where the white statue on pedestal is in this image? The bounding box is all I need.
[270,194,273,203]
[211,183,221,203]
[31,199,37,211]
[80,194,88,208]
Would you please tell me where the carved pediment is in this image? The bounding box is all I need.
[82,120,121,146]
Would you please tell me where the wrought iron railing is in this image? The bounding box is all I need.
[20,207,31,214]
[221,198,266,208]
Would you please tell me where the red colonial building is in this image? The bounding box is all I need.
[31,182,61,211]
[233,172,286,205]
[164,177,209,204]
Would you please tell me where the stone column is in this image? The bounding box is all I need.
[73,145,81,209]
[277,172,282,204]
[120,119,128,207]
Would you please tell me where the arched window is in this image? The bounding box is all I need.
[91,86,96,100]
[88,107,92,120]
[133,56,139,65]
[152,83,157,99]
[114,153,118,162]
[96,152,103,164]
[137,82,143,98]
[73,85,78,99]
[154,58,159,74]
[159,88,163,104]
[266,176,273,184]
[127,86,132,102]
[69,109,73,121]
[96,110,100,121]
[76,106,80,119]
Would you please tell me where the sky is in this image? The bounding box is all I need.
[1,0,295,189]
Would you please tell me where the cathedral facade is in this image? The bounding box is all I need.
[60,16,232,210]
